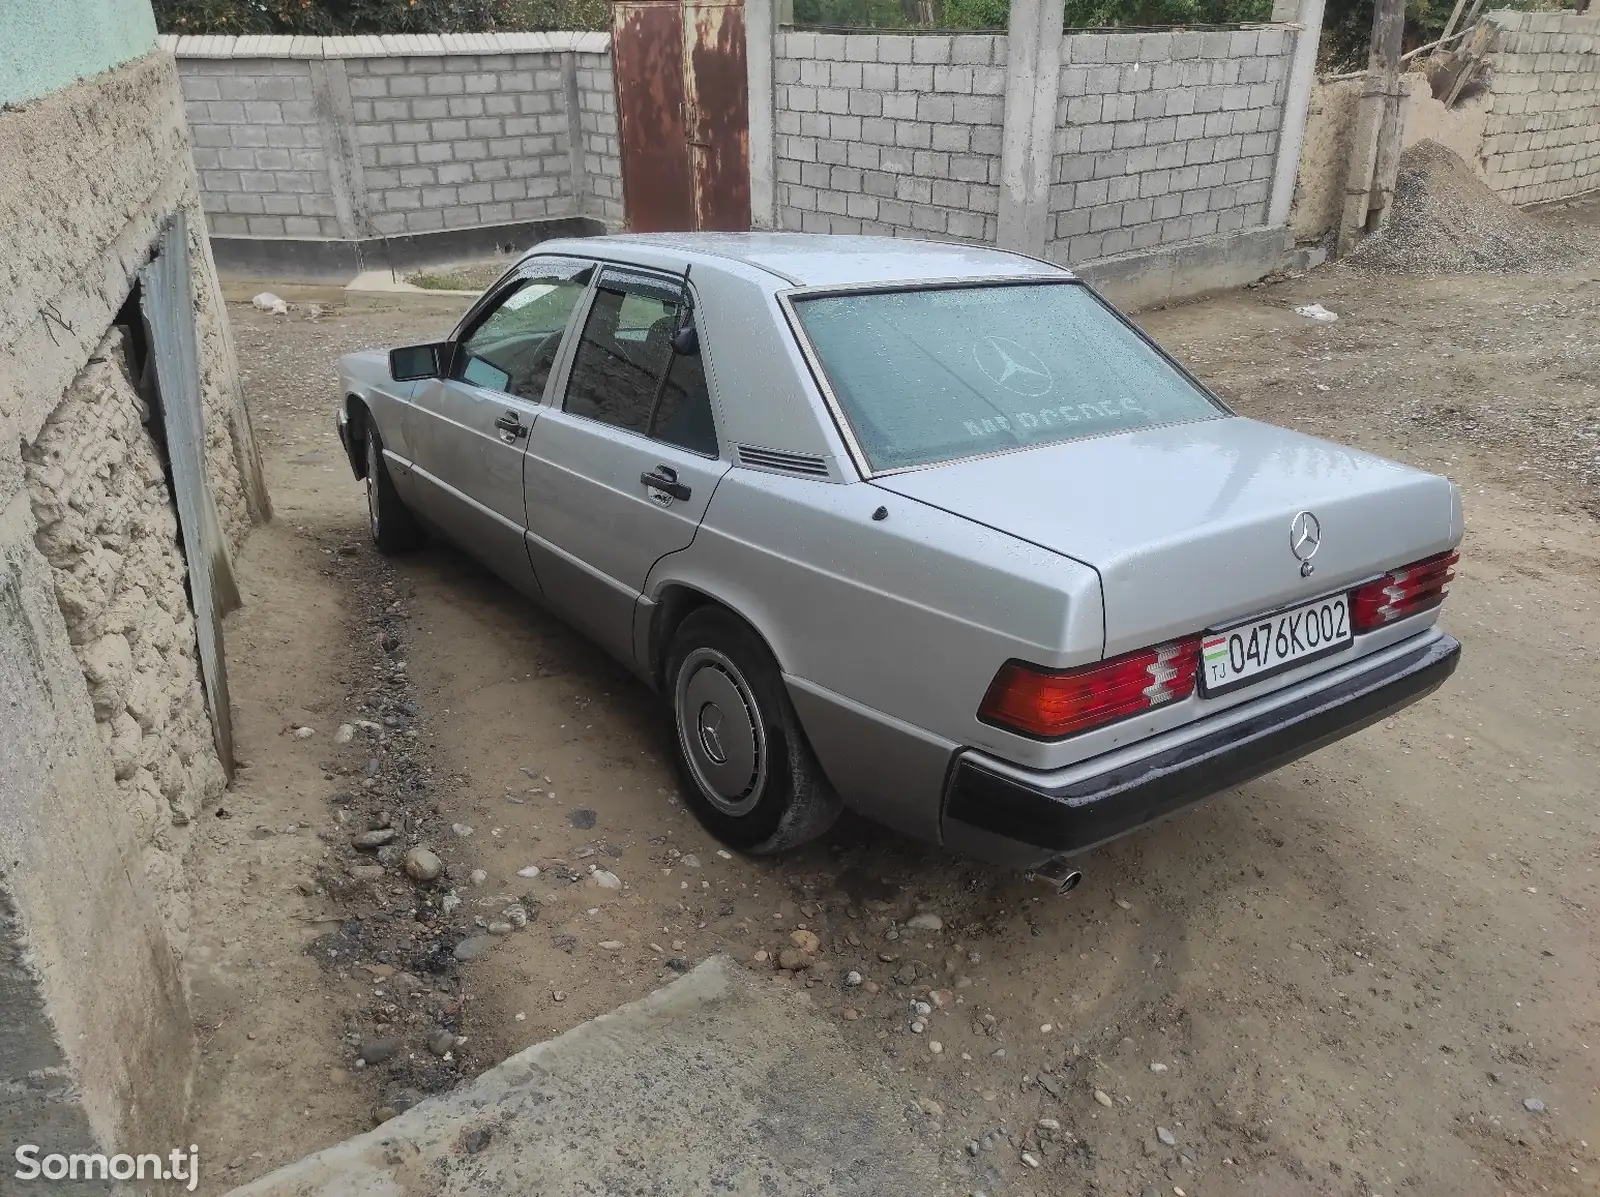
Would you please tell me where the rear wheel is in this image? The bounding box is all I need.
[665,608,841,854]
[363,419,421,554]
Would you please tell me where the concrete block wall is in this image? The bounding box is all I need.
[763,13,1302,271]
[575,51,625,225]
[344,52,576,235]
[166,33,616,244]
[1480,10,1600,206]
[1047,27,1291,264]
[182,58,338,237]
[773,32,1008,241]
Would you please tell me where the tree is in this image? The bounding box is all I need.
[794,0,1273,29]
[153,0,605,34]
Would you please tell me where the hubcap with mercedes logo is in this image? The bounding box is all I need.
[675,647,767,817]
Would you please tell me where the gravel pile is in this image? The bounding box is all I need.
[1348,140,1588,275]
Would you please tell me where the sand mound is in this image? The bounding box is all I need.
[1347,140,1583,274]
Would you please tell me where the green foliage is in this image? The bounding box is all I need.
[1319,0,1441,70]
[795,0,1274,30]
[503,0,609,30]
[1321,0,1572,69]
[792,0,921,27]
[1062,0,1272,26]
[941,0,1010,27]
[153,0,607,34]
[154,0,1573,61]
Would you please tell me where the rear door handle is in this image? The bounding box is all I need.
[495,410,526,439]
[640,466,691,502]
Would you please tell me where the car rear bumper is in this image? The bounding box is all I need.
[941,630,1460,866]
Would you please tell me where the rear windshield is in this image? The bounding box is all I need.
[791,282,1225,472]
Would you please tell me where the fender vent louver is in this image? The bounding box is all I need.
[735,445,830,476]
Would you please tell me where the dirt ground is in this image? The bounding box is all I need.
[188,247,1599,1196]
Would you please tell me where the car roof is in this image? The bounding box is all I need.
[524,232,1072,289]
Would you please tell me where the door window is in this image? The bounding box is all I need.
[454,265,592,400]
[563,271,718,455]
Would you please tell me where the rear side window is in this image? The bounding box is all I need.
[792,281,1224,472]
[562,271,718,456]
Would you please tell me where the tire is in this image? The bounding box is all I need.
[363,418,421,554]
[665,607,841,854]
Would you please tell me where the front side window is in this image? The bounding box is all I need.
[455,264,591,400]
[563,271,718,455]
[791,282,1225,472]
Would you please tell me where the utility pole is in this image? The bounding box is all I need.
[1337,0,1406,255]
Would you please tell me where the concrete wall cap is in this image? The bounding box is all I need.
[165,31,610,59]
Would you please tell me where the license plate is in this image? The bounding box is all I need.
[1200,594,1353,696]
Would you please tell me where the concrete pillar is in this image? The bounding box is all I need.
[561,53,587,219]
[745,0,778,230]
[997,0,1065,256]
[309,59,371,239]
[1267,0,1327,228]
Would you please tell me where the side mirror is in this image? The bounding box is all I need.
[671,325,700,356]
[389,342,449,381]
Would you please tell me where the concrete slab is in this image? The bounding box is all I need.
[1077,224,1296,311]
[223,957,954,1197]
[344,271,480,310]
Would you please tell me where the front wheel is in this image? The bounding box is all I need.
[364,420,421,554]
[665,608,841,854]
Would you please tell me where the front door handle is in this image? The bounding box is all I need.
[640,466,691,502]
[495,410,526,439]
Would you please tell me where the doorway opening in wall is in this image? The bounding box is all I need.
[113,281,172,475]
[139,216,241,773]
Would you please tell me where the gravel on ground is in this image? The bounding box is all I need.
[190,230,1599,1197]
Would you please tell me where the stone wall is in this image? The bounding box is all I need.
[167,33,615,242]
[22,332,229,937]
[0,48,265,1156]
[1479,10,1600,206]
[773,31,1007,241]
[1046,27,1290,264]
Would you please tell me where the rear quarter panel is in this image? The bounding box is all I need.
[647,470,1105,829]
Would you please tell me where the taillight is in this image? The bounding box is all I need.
[1350,551,1459,632]
[979,636,1201,740]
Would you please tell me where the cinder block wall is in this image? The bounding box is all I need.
[166,33,619,242]
[575,51,625,225]
[1480,10,1600,206]
[183,58,339,237]
[1047,27,1290,264]
[772,24,1295,260]
[344,52,576,234]
[773,32,1007,241]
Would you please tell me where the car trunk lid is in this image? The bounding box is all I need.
[871,417,1459,657]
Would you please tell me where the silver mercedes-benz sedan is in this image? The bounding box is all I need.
[334,233,1462,881]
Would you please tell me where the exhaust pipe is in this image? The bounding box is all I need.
[1026,857,1083,895]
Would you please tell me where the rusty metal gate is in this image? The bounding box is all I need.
[611,0,751,233]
